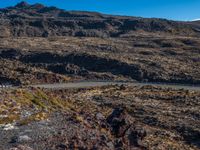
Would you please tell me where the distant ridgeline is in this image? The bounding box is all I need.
[0,2,200,38]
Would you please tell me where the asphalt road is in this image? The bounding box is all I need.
[30,81,200,91]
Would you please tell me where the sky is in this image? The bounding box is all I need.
[0,0,200,21]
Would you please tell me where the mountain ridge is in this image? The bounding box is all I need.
[0,2,200,38]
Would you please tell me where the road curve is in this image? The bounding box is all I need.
[31,81,200,91]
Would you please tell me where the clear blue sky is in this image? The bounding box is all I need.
[0,0,199,21]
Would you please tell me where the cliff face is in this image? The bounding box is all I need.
[0,2,200,38]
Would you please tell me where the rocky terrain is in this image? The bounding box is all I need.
[0,85,200,149]
[1,35,200,85]
[0,2,200,85]
[0,1,199,38]
[0,2,200,150]
[1,1,200,38]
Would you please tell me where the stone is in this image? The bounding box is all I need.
[18,135,32,142]
[9,145,34,150]
[96,113,105,120]
[106,107,131,137]
[125,126,147,148]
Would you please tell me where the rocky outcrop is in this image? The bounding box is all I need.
[0,49,21,59]
[18,51,200,84]
[20,52,145,81]
[107,108,147,149]
[0,76,21,85]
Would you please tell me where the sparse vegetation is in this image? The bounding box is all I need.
[0,2,199,150]
[0,85,199,149]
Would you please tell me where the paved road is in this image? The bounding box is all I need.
[0,84,13,89]
[31,81,200,91]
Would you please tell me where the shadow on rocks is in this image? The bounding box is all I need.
[107,107,147,149]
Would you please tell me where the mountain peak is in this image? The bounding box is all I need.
[31,3,45,9]
[15,1,30,8]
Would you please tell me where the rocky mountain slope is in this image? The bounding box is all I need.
[0,2,200,38]
[0,2,200,150]
[0,85,200,149]
[0,2,200,86]
[0,35,200,85]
